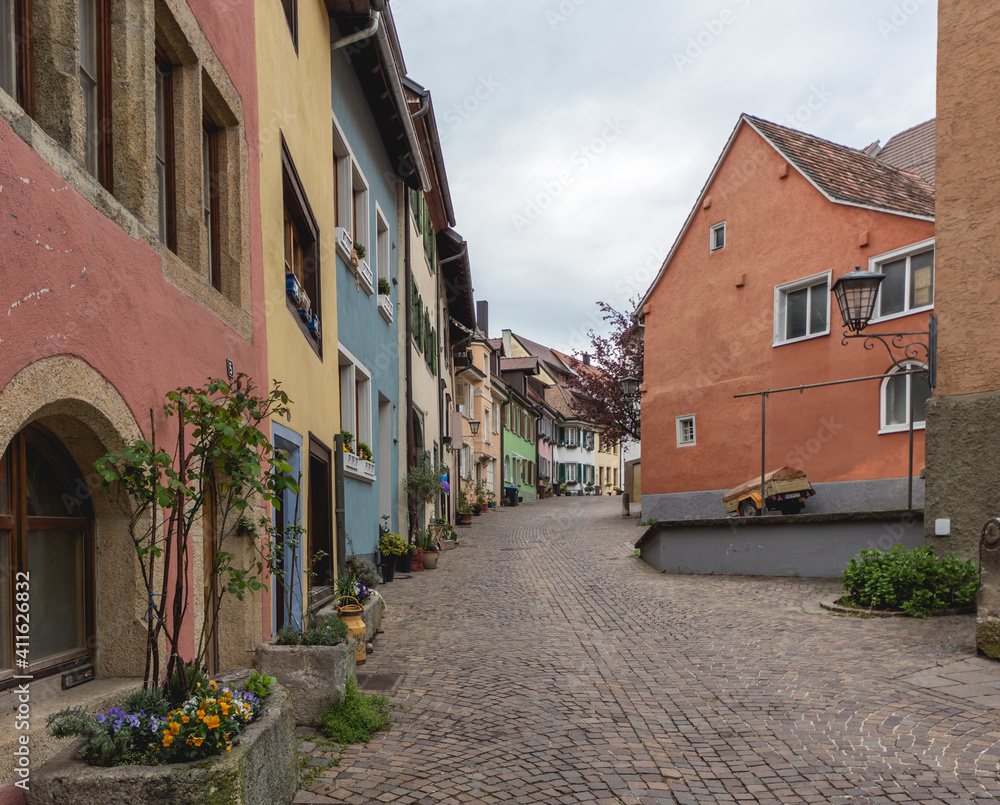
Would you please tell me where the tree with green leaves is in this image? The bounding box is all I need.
[95,376,298,697]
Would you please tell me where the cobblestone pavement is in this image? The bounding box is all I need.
[296,497,1000,805]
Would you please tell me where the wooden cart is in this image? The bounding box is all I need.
[723,466,816,517]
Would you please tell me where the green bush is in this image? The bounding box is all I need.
[276,618,349,647]
[317,676,390,744]
[842,544,978,618]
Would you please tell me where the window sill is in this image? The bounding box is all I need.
[772,329,830,347]
[378,294,394,322]
[869,304,934,327]
[677,441,697,447]
[344,452,376,483]
[286,298,322,358]
[879,423,926,435]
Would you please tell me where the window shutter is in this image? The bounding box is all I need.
[577,463,582,483]
[559,462,565,483]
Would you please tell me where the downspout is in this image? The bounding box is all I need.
[331,12,380,51]
[334,434,346,579]
[404,189,416,542]
[435,258,445,522]
[411,88,430,120]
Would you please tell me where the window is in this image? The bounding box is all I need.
[280,0,297,52]
[79,0,112,190]
[375,207,390,286]
[710,222,725,251]
[202,120,221,289]
[871,241,934,320]
[351,162,369,254]
[0,0,33,114]
[774,272,830,344]
[282,139,321,350]
[484,408,491,444]
[881,363,931,433]
[676,415,696,446]
[154,46,176,250]
[338,349,373,467]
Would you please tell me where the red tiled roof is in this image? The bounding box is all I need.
[500,356,539,373]
[745,115,935,218]
[510,333,575,378]
[487,338,503,352]
[876,119,935,187]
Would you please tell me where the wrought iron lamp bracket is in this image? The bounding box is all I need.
[838,314,937,388]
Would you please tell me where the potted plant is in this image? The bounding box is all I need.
[614,486,623,495]
[417,529,441,569]
[378,530,407,582]
[396,540,417,573]
[585,483,595,495]
[340,428,354,453]
[487,491,496,509]
[474,479,489,513]
[377,277,391,295]
[350,240,365,267]
[357,441,373,461]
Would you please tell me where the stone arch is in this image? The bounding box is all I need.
[0,356,147,678]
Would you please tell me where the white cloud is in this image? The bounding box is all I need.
[393,0,937,349]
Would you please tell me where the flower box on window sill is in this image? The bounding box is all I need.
[307,314,321,342]
[286,272,305,307]
[356,257,374,294]
[335,227,354,262]
[344,454,376,484]
[344,452,360,473]
[378,294,393,322]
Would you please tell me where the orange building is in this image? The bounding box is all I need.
[639,114,935,520]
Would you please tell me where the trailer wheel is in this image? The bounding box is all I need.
[739,499,759,517]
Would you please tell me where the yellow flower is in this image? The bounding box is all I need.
[192,736,204,747]
[196,709,205,719]
[169,722,181,735]
[182,715,190,723]
[205,715,221,729]
[209,680,218,692]
[162,735,174,747]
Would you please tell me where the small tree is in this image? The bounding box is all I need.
[565,299,643,445]
[95,376,297,697]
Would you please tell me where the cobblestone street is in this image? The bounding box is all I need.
[296,497,1000,805]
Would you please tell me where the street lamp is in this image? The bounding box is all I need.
[469,419,480,436]
[621,376,641,396]
[831,265,885,333]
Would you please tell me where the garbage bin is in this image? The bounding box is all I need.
[504,486,519,507]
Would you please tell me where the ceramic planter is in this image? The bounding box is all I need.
[422,550,439,569]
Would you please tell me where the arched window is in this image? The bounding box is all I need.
[881,362,931,432]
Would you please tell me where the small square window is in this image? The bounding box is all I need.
[676,415,696,447]
[710,222,725,252]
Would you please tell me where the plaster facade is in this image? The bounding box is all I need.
[641,120,934,522]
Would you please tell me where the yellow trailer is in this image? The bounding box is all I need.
[723,466,816,517]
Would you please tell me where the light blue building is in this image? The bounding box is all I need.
[330,8,430,561]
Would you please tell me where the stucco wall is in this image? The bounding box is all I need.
[330,31,401,557]
[926,1,1000,562]
[641,124,934,503]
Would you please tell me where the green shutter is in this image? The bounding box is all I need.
[558,463,565,483]
[577,463,583,483]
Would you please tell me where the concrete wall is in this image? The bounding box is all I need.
[637,511,924,577]
[640,121,934,504]
[926,0,1000,561]
[642,476,924,521]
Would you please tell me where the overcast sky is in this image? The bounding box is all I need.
[392,0,938,355]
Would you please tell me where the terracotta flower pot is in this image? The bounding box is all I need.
[422,550,439,569]
[412,547,424,572]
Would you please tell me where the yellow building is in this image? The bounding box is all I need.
[256,0,341,629]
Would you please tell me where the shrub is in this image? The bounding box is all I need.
[301,618,350,647]
[842,544,979,618]
[121,686,169,718]
[317,676,390,744]
[243,672,275,700]
[276,625,301,646]
[350,558,381,588]
[378,531,408,557]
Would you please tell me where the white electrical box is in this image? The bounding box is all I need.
[934,518,951,537]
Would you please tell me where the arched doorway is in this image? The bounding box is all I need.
[0,425,95,681]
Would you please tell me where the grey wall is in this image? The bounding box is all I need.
[641,477,924,522]
[925,392,1000,561]
[637,511,924,577]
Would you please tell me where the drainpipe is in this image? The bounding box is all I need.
[334,434,346,578]
[331,12,380,52]
[404,190,415,542]
[411,88,430,121]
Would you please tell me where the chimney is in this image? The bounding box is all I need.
[583,353,591,366]
[502,329,511,358]
[476,301,489,338]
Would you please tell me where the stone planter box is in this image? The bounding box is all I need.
[27,676,298,805]
[255,639,355,726]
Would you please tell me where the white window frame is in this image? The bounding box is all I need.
[676,415,696,447]
[338,345,374,480]
[484,407,491,444]
[375,203,390,284]
[773,270,831,346]
[332,117,352,235]
[880,362,930,434]
[868,238,935,324]
[351,160,370,257]
[710,221,726,252]
[566,463,578,483]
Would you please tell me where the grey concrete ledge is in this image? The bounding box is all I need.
[635,509,923,549]
[27,678,298,805]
